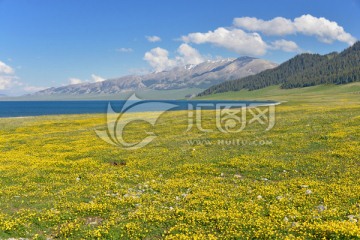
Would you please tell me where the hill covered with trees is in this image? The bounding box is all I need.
[199,41,360,96]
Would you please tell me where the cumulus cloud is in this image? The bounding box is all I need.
[234,17,295,36]
[143,47,177,72]
[0,61,14,74]
[116,47,133,53]
[234,14,356,45]
[23,86,47,92]
[0,60,46,94]
[181,27,267,56]
[69,74,106,85]
[146,35,161,42]
[269,39,301,52]
[69,78,83,85]
[91,74,106,82]
[0,75,16,90]
[176,43,205,65]
[143,44,207,72]
[293,15,356,45]
[0,61,17,90]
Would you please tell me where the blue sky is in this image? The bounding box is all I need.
[0,0,359,95]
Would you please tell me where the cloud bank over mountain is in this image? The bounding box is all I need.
[143,14,356,72]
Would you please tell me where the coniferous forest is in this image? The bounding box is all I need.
[199,41,360,96]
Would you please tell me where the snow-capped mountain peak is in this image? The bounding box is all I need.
[34,57,278,96]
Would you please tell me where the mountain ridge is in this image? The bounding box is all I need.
[33,57,277,96]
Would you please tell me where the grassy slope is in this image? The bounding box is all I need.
[197,82,360,105]
[0,84,359,238]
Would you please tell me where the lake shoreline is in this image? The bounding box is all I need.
[0,100,278,118]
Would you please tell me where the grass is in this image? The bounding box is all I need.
[0,83,359,239]
[196,82,360,105]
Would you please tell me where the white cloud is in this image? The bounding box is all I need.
[176,43,204,65]
[144,44,208,72]
[0,61,14,74]
[234,17,295,36]
[23,85,47,92]
[69,78,83,85]
[181,27,267,56]
[233,14,356,45]
[116,48,133,53]
[143,47,177,72]
[0,61,17,90]
[294,15,356,45]
[91,74,106,82]
[0,75,15,90]
[0,60,49,95]
[68,74,106,85]
[269,39,301,52]
[146,35,161,42]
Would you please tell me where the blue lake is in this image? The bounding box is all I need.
[0,100,277,118]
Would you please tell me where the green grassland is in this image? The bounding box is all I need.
[0,84,360,239]
[197,82,360,105]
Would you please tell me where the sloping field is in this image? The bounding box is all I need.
[0,86,359,239]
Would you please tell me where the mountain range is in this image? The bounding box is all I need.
[199,41,360,96]
[33,57,277,97]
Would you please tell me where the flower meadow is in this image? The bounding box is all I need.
[0,101,359,239]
